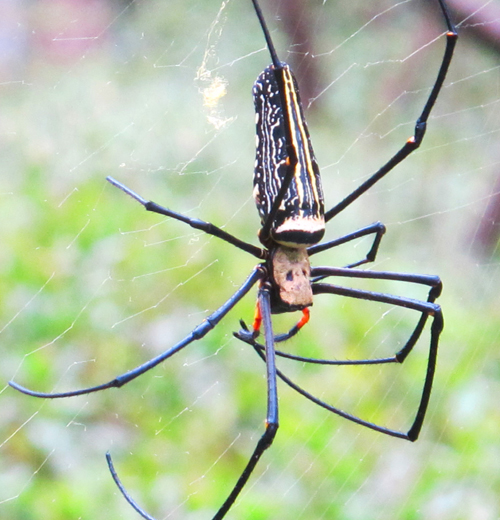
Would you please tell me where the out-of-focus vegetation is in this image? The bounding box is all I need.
[1,1,499,519]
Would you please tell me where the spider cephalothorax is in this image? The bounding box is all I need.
[268,245,312,313]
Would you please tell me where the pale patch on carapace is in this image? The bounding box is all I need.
[271,246,312,309]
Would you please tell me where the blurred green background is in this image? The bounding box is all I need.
[1,0,499,519]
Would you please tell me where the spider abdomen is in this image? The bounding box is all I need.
[253,65,325,247]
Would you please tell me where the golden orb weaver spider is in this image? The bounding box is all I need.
[10,0,457,518]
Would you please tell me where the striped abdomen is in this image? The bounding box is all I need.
[253,64,325,247]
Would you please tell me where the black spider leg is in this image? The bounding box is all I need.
[213,283,279,519]
[248,280,442,441]
[106,176,265,259]
[312,281,442,440]
[107,282,279,520]
[325,0,457,223]
[235,317,308,346]
[312,267,442,366]
[252,0,280,68]
[107,452,156,520]
[236,268,441,368]
[308,221,386,269]
[9,268,263,398]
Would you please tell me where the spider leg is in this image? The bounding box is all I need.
[106,283,279,520]
[273,308,310,342]
[312,267,441,364]
[250,339,407,439]
[252,342,411,440]
[311,265,441,290]
[212,284,279,519]
[325,1,457,222]
[311,281,443,441]
[235,317,304,345]
[239,269,442,440]
[107,176,265,259]
[247,281,441,441]
[238,267,440,367]
[9,267,263,399]
[307,221,386,268]
[107,453,156,520]
[236,328,398,366]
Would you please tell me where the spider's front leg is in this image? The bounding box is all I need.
[108,283,280,520]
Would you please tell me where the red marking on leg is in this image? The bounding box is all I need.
[252,302,262,333]
[297,308,310,330]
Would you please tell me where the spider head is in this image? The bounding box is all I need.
[269,245,313,313]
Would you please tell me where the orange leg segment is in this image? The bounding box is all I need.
[252,303,310,336]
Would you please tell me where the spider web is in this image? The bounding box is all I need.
[1,0,499,519]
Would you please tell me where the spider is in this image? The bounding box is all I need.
[10,1,457,519]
